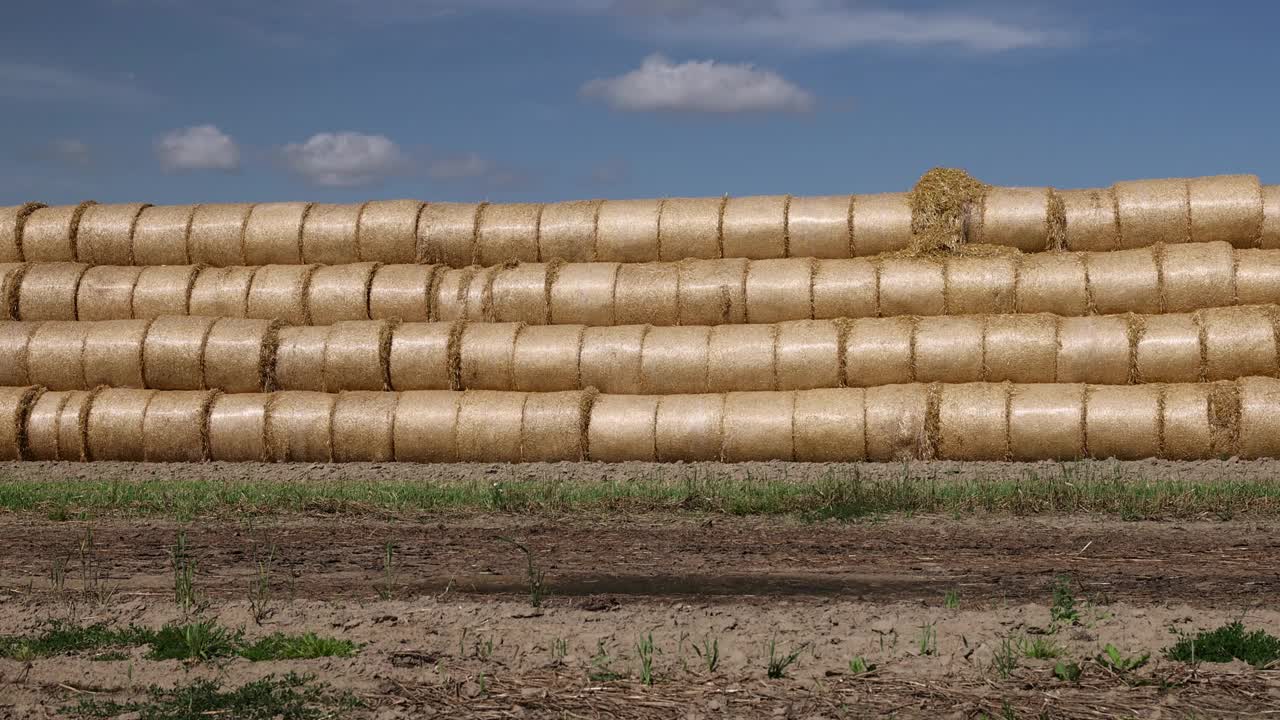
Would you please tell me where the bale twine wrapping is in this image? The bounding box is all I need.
[879,257,945,317]
[1161,384,1212,460]
[677,259,748,325]
[458,322,522,390]
[864,383,930,461]
[0,321,38,385]
[20,203,92,262]
[0,385,40,460]
[55,388,97,461]
[188,203,252,266]
[640,326,711,394]
[812,259,877,320]
[265,391,335,462]
[788,195,851,259]
[579,325,646,394]
[1014,252,1088,315]
[512,324,584,392]
[389,321,458,391]
[307,262,377,325]
[83,319,150,388]
[431,267,475,322]
[1085,385,1160,460]
[945,255,1016,314]
[324,320,392,392]
[1134,313,1201,383]
[722,195,788,259]
[76,266,142,321]
[1057,316,1131,384]
[301,203,364,265]
[143,316,216,390]
[1199,307,1279,380]
[392,390,461,462]
[708,324,776,392]
[358,200,422,264]
[1264,186,1280,249]
[775,320,840,390]
[659,197,722,261]
[142,390,216,462]
[476,202,540,265]
[131,265,199,319]
[418,202,482,266]
[745,259,812,324]
[1161,242,1235,313]
[1058,188,1117,251]
[245,265,315,325]
[1,203,43,262]
[843,317,913,387]
[77,203,148,265]
[455,390,525,463]
[549,262,619,326]
[938,383,1009,461]
[984,314,1057,383]
[273,326,330,391]
[850,192,912,256]
[973,187,1051,252]
[914,316,983,383]
[1189,175,1262,245]
[910,168,987,252]
[0,263,26,320]
[722,391,795,462]
[27,321,89,390]
[538,200,600,263]
[207,393,271,461]
[1115,178,1189,249]
[522,390,593,462]
[189,266,259,318]
[491,263,553,324]
[24,389,71,460]
[369,264,436,322]
[85,388,157,461]
[203,318,277,393]
[587,394,659,462]
[1235,250,1280,305]
[243,202,309,265]
[1085,247,1160,315]
[331,391,398,462]
[132,205,196,265]
[596,199,661,262]
[615,263,679,326]
[18,262,87,321]
[462,264,502,321]
[1008,384,1084,460]
[793,388,865,462]
[1238,377,1280,459]
[654,394,724,461]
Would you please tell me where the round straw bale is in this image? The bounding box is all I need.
[462,264,502,321]
[615,263,679,326]
[189,266,258,318]
[331,391,398,462]
[512,324,584,392]
[722,391,794,462]
[207,393,271,461]
[1235,250,1280,305]
[843,317,913,387]
[77,203,147,265]
[0,385,40,460]
[131,265,199,319]
[132,205,195,265]
[20,203,92,262]
[476,203,540,266]
[1115,178,1189,249]
[1189,175,1262,245]
[1014,252,1088,315]
[143,316,216,390]
[745,259,812,324]
[458,322,521,390]
[358,199,422,264]
[301,203,363,265]
[1085,247,1160,315]
[864,384,930,461]
[937,383,1009,460]
[18,262,87,321]
[522,390,593,462]
[455,390,524,463]
[142,390,216,462]
[273,326,330,391]
[393,390,461,462]
[0,321,38,385]
[1199,306,1279,380]
[1008,384,1085,461]
[389,321,458,391]
[56,388,97,461]
[0,263,26,320]
[659,197,722,261]
[369,264,435,322]
[1161,241,1235,313]
[640,326,711,394]
[27,321,89,390]
[914,316,984,383]
[83,319,149,389]
[1134,313,1201,383]
[265,391,335,462]
[549,262,618,326]
[775,320,840,390]
[323,320,391,392]
[793,388,865,462]
[677,259,747,325]
[1208,381,1242,457]
[243,202,309,265]
[76,266,142,321]
[25,389,71,460]
[722,195,787,259]
[1057,316,1131,384]
[203,318,276,393]
[85,388,157,461]
[596,199,661,262]
[419,203,482,266]
[945,255,1016,314]
[984,314,1056,383]
[1238,377,1280,458]
[1,203,43,262]
[431,267,474,322]
[879,258,944,317]
[812,259,876,320]
[850,192,912,256]
[1264,186,1280,249]
[245,264,315,324]
[707,324,776,392]
[188,203,252,266]
[1085,385,1160,460]
[538,200,600,263]
[491,263,552,324]
[788,195,851,259]
[974,187,1050,252]
[653,394,724,462]
[1058,188,1117,251]
[588,394,659,462]
[579,325,646,393]
[1162,384,1212,460]
[307,262,376,325]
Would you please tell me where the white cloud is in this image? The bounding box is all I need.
[281,132,407,187]
[48,139,92,167]
[582,54,814,114]
[0,62,154,105]
[155,125,241,171]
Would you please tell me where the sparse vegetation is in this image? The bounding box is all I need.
[1019,635,1063,660]
[1049,576,1079,628]
[171,531,200,613]
[918,624,937,656]
[1095,644,1150,674]
[636,633,655,685]
[694,636,719,673]
[943,589,960,609]
[377,541,397,600]
[766,637,807,679]
[64,673,360,720]
[1166,622,1280,668]
[499,537,547,608]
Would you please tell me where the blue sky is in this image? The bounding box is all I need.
[1,0,1277,205]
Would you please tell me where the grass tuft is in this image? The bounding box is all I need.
[65,673,360,720]
[1166,622,1280,668]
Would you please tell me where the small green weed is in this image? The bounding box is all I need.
[766,637,807,679]
[147,621,240,662]
[992,635,1019,679]
[1166,622,1280,667]
[1050,576,1079,628]
[943,589,960,609]
[1019,636,1063,660]
[589,640,622,682]
[65,673,361,720]
[171,531,200,613]
[848,656,876,674]
[1053,660,1082,682]
[0,622,153,658]
[1095,644,1149,674]
[636,633,655,685]
[499,537,547,608]
[918,624,937,656]
[551,637,568,659]
[240,633,358,662]
[377,541,397,601]
[693,636,719,673]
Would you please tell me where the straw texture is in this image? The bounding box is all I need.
[548,262,618,326]
[775,320,840,390]
[1162,242,1235,313]
[793,388,865,461]
[1085,385,1161,460]
[522,390,593,461]
[1057,316,1130,384]
[1162,384,1212,461]
[308,262,376,325]
[331,391,398,462]
[458,322,521,390]
[843,317,912,387]
[1115,179,1189,248]
[273,326,330,392]
[722,391,794,461]
[207,393,271,462]
[132,205,195,265]
[654,394,723,461]
[132,265,198,319]
[723,196,787,259]
[246,265,315,324]
[419,203,482,266]
[0,321,38,386]
[77,203,148,265]
[615,263,678,326]
[678,259,747,325]
[203,318,277,393]
[1239,377,1280,459]
[27,321,89,390]
[358,200,421,264]
[369,264,436,321]
[745,259,812,324]
[1264,186,1280,249]
[76,266,142,321]
[462,265,501,321]
[1199,307,1278,380]
[788,195,851,259]
[938,383,1008,460]
[659,197,722,261]
[85,388,157,461]
[431,267,474,322]
[984,314,1056,383]
[538,200,600,264]
[596,200,660,262]
[393,390,460,462]
[0,263,26,320]
[1059,188,1117,251]
[0,385,40,460]
[301,203,364,265]
[1189,175,1262,245]
[1014,252,1088,316]
[265,391,335,462]
[83,319,150,389]
[20,203,93,262]
[491,263,552,324]
[324,320,392,392]
[1008,384,1084,461]
[55,388,97,461]
[1,203,43,262]
[1085,247,1160,315]
[708,325,775,392]
[142,390,216,462]
[946,256,1016,314]
[18,262,87,321]
[587,394,659,461]
[476,203,540,265]
[974,187,1050,252]
[579,325,646,394]
[243,202,309,265]
[189,266,259,318]
[880,257,944,317]
[188,203,252,266]
[1235,250,1280,305]
[1134,314,1201,383]
[851,193,912,256]
[864,384,929,461]
[143,316,216,390]
[389,321,458,391]
[24,389,71,460]
[812,259,877,320]
[915,316,983,383]
[910,168,987,252]
[455,390,524,463]
[512,324,584,392]
[640,326,711,394]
